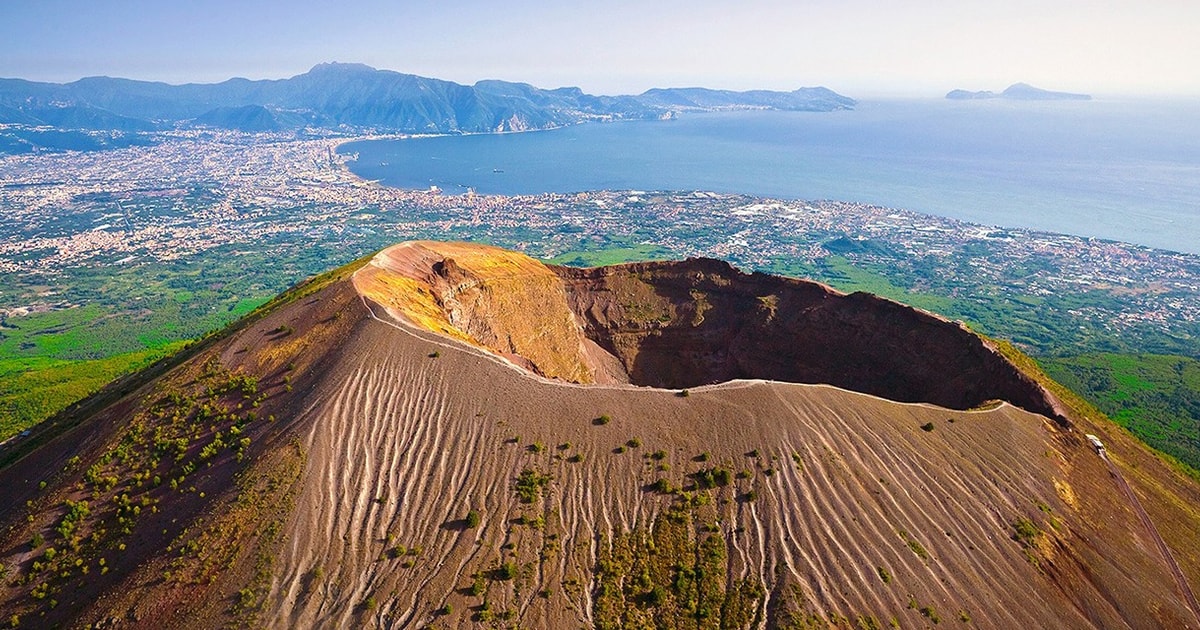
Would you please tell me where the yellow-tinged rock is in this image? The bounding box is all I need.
[353,241,595,382]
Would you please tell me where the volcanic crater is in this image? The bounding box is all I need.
[4,240,1198,629]
[357,241,1066,420]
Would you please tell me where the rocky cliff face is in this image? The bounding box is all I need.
[353,241,596,383]
[355,243,1067,420]
[555,258,1068,420]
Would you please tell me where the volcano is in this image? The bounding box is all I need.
[1,241,1196,629]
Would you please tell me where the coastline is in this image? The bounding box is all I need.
[335,101,1200,256]
[2,128,1197,468]
[330,132,1197,260]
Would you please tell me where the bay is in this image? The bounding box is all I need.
[342,98,1200,254]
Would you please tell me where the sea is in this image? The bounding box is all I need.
[341,98,1200,255]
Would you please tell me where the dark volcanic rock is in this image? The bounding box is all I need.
[556,258,1067,421]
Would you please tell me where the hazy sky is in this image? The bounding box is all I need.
[2,0,1197,97]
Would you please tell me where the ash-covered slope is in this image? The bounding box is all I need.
[0,242,1197,629]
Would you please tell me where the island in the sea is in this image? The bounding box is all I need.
[946,82,1091,100]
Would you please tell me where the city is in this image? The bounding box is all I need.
[2,130,1197,356]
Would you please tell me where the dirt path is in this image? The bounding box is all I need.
[1102,449,1200,627]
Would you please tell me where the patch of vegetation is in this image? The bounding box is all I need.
[515,513,544,529]
[920,422,935,432]
[876,566,892,584]
[0,247,375,442]
[467,573,486,596]
[0,344,185,440]
[649,478,675,494]
[692,467,732,489]
[10,353,299,616]
[494,561,517,581]
[178,440,305,622]
[593,498,764,629]
[1042,353,1200,471]
[465,510,482,529]
[549,242,676,268]
[514,469,551,503]
[593,414,612,426]
[1011,517,1040,547]
[898,530,929,561]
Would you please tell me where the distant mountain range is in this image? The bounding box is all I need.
[0,63,855,152]
[946,82,1091,101]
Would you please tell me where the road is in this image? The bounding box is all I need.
[1101,448,1200,627]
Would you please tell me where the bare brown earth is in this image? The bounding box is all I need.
[0,241,1197,629]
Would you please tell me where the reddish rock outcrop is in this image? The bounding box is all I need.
[556,258,1068,421]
